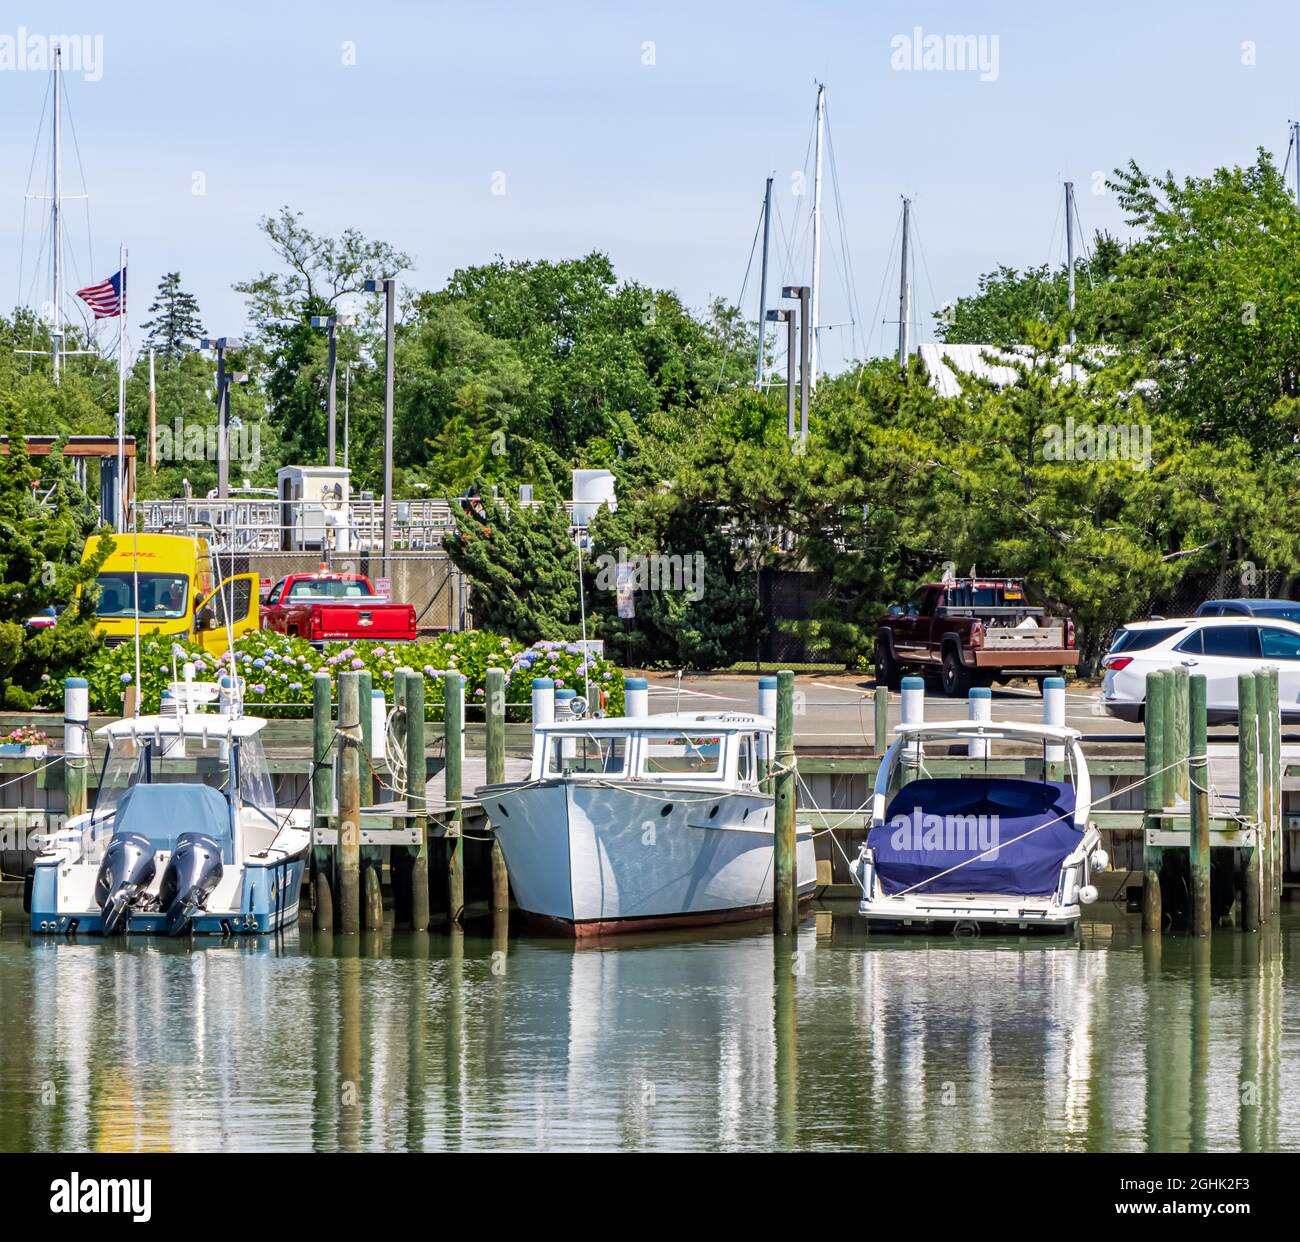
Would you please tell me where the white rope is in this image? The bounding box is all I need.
[0,755,63,791]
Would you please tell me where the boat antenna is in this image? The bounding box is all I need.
[131,520,142,717]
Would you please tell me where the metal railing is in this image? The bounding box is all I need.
[134,495,585,554]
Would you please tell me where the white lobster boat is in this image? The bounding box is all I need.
[851,720,1106,932]
[477,712,817,936]
[29,714,310,937]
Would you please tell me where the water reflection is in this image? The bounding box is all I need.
[0,907,1296,1152]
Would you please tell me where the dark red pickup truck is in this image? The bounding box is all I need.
[261,572,416,646]
[876,578,1079,696]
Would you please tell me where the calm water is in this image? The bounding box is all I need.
[1,905,1298,1152]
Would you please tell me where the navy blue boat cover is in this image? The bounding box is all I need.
[869,778,1081,897]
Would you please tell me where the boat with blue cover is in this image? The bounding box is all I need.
[850,719,1106,931]
[30,714,310,936]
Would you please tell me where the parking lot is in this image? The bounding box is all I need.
[636,670,1244,746]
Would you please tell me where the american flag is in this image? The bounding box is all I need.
[76,267,126,318]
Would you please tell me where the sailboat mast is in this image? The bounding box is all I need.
[52,46,63,386]
[1292,122,1299,203]
[756,177,773,387]
[897,197,911,369]
[810,84,824,393]
[1066,181,1077,380]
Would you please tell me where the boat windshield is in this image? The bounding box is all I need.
[545,733,627,777]
[92,732,277,824]
[641,733,724,778]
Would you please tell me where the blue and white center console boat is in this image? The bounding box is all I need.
[31,714,310,936]
[851,719,1106,932]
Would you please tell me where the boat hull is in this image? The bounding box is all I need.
[29,851,307,937]
[483,780,818,936]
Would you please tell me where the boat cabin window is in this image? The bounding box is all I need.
[641,733,724,778]
[545,733,627,777]
[737,734,755,783]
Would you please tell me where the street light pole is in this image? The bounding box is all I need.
[364,279,397,579]
[200,336,243,500]
[766,309,796,440]
[311,313,354,467]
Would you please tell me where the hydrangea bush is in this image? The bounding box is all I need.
[83,629,624,720]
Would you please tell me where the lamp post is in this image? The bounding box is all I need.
[782,286,810,446]
[363,278,397,579]
[200,336,244,499]
[310,312,356,467]
[766,309,797,440]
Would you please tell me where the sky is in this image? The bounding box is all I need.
[3,0,1300,377]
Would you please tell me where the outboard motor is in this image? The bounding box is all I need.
[94,832,157,935]
[158,833,224,936]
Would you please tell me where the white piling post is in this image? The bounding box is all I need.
[901,675,925,763]
[63,678,89,822]
[370,690,386,763]
[556,688,577,761]
[625,676,648,718]
[1043,677,1066,771]
[758,674,777,774]
[531,676,555,772]
[968,686,992,759]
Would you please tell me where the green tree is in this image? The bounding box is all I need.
[140,272,205,363]
[443,492,578,640]
[0,414,111,708]
[236,207,412,468]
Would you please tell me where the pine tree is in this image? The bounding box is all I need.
[140,273,205,364]
[0,411,112,709]
[444,491,577,640]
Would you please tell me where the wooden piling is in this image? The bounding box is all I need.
[406,668,430,932]
[874,685,889,756]
[445,670,465,925]
[356,669,382,932]
[1188,673,1210,937]
[1172,665,1190,802]
[1254,669,1274,921]
[337,671,362,935]
[1142,669,1166,933]
[1238,672,1261,932]
[311,672,335,931]
[773,669,797,934]
[1266,669,1282,917]
[388,669,411,926]
[485,666,510,913]
[1158,670,1177,810]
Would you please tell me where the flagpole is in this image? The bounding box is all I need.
[116,244,126,532]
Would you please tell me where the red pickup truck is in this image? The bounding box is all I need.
[261,572,416,646]
[876,577,1079,696]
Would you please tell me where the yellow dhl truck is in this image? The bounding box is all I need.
[82,533,260,655]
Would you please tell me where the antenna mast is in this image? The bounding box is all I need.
[755,176,773,387]
[810,83,825,393]
[1066,181,1077,380]
[897,197,912,369]
[52,46,63,384]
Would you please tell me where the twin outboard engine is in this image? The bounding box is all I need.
[159,833,224,936]
[94,832,157,935]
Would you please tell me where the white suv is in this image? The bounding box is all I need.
[1100,615,1300,724]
